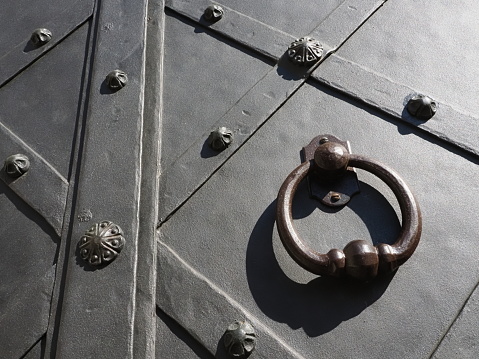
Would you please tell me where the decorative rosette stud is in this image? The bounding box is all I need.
[287,36,323,66]
[78,221,125,266]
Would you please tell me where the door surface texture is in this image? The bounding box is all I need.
[0,0,478,358]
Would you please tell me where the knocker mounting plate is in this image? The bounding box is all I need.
[301,134,360,207]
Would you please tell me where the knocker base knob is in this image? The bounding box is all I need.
[343,240,379,281]
[313,141,350,180]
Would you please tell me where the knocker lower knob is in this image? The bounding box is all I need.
[276,136,422,281]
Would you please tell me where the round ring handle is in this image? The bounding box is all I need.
[276,141,422,281]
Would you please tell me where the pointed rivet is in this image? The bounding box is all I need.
[287,36,323,66]
[204,5,224,22]
[106,70,128,91]
[30,28,52,46]
[223,320,256,358]
[406,94,437,120]
[4,154,30,178]
[208,127,233,151]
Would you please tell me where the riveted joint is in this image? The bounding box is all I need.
[4,154,30,178]
[106,70,128,91]
[406,94,437,120]
[30,28,52,46]
[208,127,233,151]
[204,5,224,22]
[287,37,323,66]
[223,320,256,358]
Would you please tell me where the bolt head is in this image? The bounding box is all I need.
[330,192,341,202]
[287,36,323,66]
[106,70,128,91]
[223,320,256,358]
[208,127,233,151]
[204,5,224,21]
[4,154,30,178]
[406,94,437,120]
[30,28,52,46]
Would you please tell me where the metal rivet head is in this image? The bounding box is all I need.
[208,127,233,151]
[406,94,437,120]
[287,36,323,66]
[4,154,30,178]
[319,137,329,144]
[223,320,256,358]
[330,192,341,202]
[30,28,52,46]
[106,70,128,91]
[204,5,224,21]
[78,221,125,266]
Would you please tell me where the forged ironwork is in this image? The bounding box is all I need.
[406,94,437,120]
[276,136,422,281]
[302,134,360,207]
[30,28,52,46]
[78,221,125,266]
[208,127,233,151]
[106,70,128,91]
[204,4,224,21]
[223,320,256,358]
[287,36,323,66]
[4,154,30,178]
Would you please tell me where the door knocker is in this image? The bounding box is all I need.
[276,135,422,281]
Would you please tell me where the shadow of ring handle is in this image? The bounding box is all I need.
[276,154,422,281]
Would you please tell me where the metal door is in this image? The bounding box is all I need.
[1,0,479,358]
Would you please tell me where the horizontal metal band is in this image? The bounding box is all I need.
[0,121,68,236]
[157,240,305,359]
[311,54,479,157]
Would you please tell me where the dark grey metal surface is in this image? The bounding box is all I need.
[0,0,94,87]
[158,82,479,358]
[158,0,386,222]
[1,0,478,357]
[51,0,150,357]
[313,0,479,156]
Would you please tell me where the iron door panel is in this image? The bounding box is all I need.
[157,81,479,358]
[312,0,479,156]
[49,0,153,357]
[0,22,91,359]
[159,0,387,222]
[433,284,479,358]
[0,0,94,87]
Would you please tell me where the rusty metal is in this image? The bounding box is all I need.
[301,134,360,207]
[276,137,422,281]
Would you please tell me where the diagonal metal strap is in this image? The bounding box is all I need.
[0,121,68,236]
